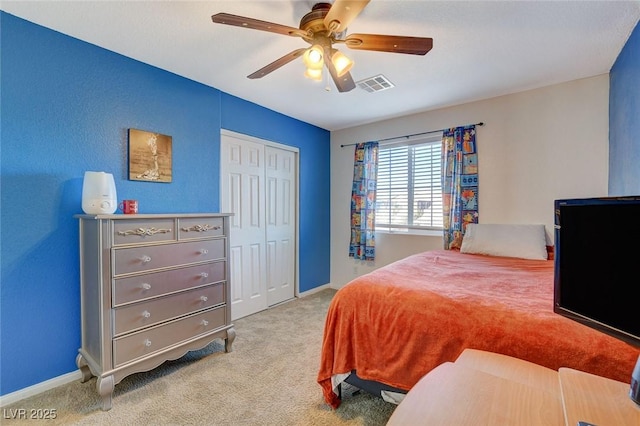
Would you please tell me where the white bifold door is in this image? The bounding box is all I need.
[220,130,297,320]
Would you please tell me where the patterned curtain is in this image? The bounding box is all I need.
[442,125,478,249]
[349,141,379,260]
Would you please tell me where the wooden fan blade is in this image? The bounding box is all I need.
[324,0,371,34]
[325,55,356,92]
[212,13,306,38]
[247,48,307,79]
[344,33,433,55]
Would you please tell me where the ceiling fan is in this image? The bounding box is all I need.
[211,0,433,92]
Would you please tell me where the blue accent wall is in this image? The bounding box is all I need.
[0,12,330,396]
[609,20,640,195]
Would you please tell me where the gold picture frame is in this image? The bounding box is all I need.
[128,128,172,183]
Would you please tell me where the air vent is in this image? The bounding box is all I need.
[356,75,395,93]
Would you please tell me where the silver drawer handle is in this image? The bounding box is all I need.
[200,296,208,302]
[144,339,152,347]
[200,249,209,255]
[140,255,152,263]
[141,283,151,290]
[142,310,151,318]
[199,272,209,278]
[182,224,219,232]
[201,320,209,327]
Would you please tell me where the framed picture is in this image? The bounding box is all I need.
[128,128,172,183]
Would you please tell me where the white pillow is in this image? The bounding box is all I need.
[460,224,548,260]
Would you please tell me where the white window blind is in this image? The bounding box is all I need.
[376,134,443,230]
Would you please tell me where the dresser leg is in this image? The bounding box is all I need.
[97,375,114,411]
[225,327,236,353]
[76,353,93,383]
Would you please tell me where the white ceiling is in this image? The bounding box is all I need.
[2,1,639,131]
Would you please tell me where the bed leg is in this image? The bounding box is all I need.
[338,382,342,400]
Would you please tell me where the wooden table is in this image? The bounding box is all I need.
[387,349,640,426]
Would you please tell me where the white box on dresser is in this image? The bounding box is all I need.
[74,213,235,411]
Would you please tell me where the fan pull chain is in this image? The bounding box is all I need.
[324,67,331,92]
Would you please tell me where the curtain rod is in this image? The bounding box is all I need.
[340,122,484,148]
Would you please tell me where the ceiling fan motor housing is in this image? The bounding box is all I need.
[300,3,332,35]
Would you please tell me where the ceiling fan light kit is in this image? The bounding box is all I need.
[305,67,323,81]
[303,45,324,69]
[330,50,353,77]
[211,0,433,93]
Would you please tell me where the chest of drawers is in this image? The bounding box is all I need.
[74,213,235,411]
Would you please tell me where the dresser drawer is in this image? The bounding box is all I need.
[113,282,225,335]
[178,217,225,240]
[113,218,176,246]
[113,239,225,276]
[113,306,227,367]
[113,261,226,306]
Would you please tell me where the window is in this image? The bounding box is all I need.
[376,134,443,231]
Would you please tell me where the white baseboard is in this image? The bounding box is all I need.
[297,283,333,298]
[0,370,82,407]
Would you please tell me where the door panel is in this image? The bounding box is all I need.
[265,146,296,306]
[221,133,297,319]
[221,136,267,320]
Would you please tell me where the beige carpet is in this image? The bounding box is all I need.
[2,289,396,425]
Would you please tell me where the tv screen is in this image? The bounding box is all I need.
[554,196,640,348]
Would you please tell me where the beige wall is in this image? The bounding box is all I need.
[330,75,610,289]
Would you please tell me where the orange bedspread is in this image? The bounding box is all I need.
[317,250,639,408]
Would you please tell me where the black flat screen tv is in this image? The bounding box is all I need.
[554,196,640,348]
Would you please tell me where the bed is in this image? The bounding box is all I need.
[317,239,640,409]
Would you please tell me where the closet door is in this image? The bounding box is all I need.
[221,132,298,320]
[265,146,296,306]
[221,134,267,320]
